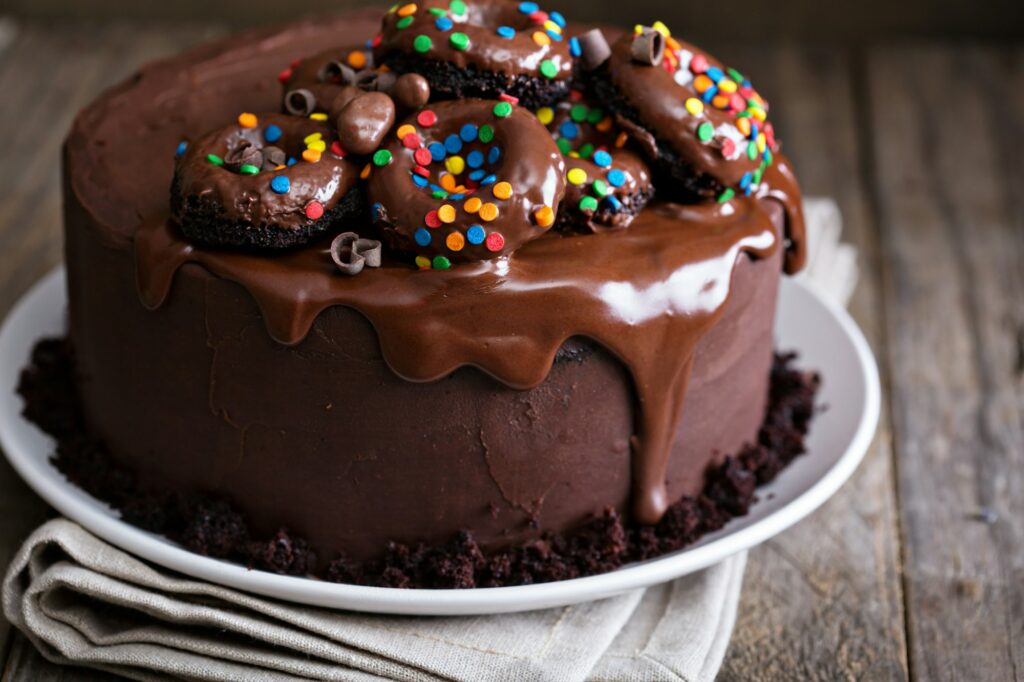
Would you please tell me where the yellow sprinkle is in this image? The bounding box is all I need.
[633,24,643,34]
[534,205,555,228]
[446,232,465,251]
[360,163,372,179]
[532,31,551,46]
[543,20,561,34]
[737,117,752,136]
[464,197,482,213]
[493,181,513,199]
[274,164,286,170]
[302,149,322,163]
[536,107,554,125]
[757,132,767,153]
[396,124,416,139]
[307,139,326,152]
[237,112,258,128]
[615,132,628,148]
[440,173,458,192]
[438,204,457,223]
[304,132,323,144]
[397,3,417,16]
[445,155,466,175]
[685,97,704,116]
[310,112,328,121]
[567,167,587,185]
[652,20,670,37]
[718,79,737,94]
[415,255,431,269]
[479,202,499,221]
[347,50,367,69]
[750,107,767,122]
[568,151,579,158]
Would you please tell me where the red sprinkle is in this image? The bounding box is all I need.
[330,141,346,157]
[721,138,736,158]
[529,10,548,23]
[417,110,437,127]
[739,85,755,99]
[764,122,777,149]
[277,67,293,83]
[290,58,301,68]
[424,210,442,228]
[729,93,746,112]
[413,165,430,177]
[569,89,584,102]
[371,34,383,48]
[305,201,324,220]
[402,133,422,149]
[485,232,505,252]
[499,93,519,105]
[413,148,432,166]
[689,53,708,74]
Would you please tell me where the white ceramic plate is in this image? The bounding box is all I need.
[0,268,879,615]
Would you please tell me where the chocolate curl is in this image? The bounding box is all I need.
[331,232,382,275]
[630,28,664,66]
[577,29,611,70]
[284,88,317,116]
[318,60,357,85]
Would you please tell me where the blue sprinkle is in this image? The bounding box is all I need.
[429,142,447,161]
[466,150,485,168]
[518,1,539,13]
[749,122,759,140]
[264,124,282,143]
[607,169,625,187]
[466,224,486,244]
[496,26,516,39]
[547,30,563,41]
[705,66,724,83]
[429,183,445,193]
[414,228,432,246]
[460,123,479,142]
[412,173,429,187]
[744,184,754,196]
[270,175,290,194]
[175,141,187,157]
[287,157,297,166]
[559,121,578,139]
[604,195,622,211]
[449,193,465,200]
[487,146,502,164]
[739,172,752,189]
[371,202,384,220]
[701,85,718,103]
[550,11,566,27]
[469,169,486,181]
[569,36,581,57]
[742,79,752,88]
[592,150,612,168]
[481,174,497,186]
[365,38,373,49]
[435,16,453,30]
[444,134,463,154]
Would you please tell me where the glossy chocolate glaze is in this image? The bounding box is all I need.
[65,10,806,547]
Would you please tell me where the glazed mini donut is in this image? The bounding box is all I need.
[536,92,653,232]
[374,0,575,109]
[366,99,565,269]
[171,112,362,249]
[587,22,780,202]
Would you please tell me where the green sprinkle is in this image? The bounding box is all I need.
[479,124,495,143]
[396,15,414,29]
[450,32,470,50]
[746,99,763,111]
[697,121,714,143]
[206,153,224,166]
[556,138,572,155]
[752,168,763,185]
[586,108,604,124]
[238,164,260,175]
[579,196,599,211]
[539,59,558,79]
[414,34,433,52]
[429,7,447,15]
[592,179,609,197]
[449,0,467,14]
[746,141,758,160]
[578,142,594,159]
[431,189,448,199]
[570,104,588,122]
[432,255,452,270]
[373,149,393,166]
[717,188,735,203]
[727,67,745,83]
[493,101,513,118]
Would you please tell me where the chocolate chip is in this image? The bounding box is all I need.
[392,73,431,110]
[225,141,263,172]
[318,60,356,85]
[331,231,382,275]
[260,145,286,171]
[631,28,664,66]
[578,29,611,70]
[284,88,317,116]
[336,92,396,155]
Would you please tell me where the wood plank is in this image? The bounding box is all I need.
[867,45,1024,680]
[0,20,220,678]
[715,44,909,681]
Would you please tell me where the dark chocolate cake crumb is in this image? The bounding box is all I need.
[18,339,818,589]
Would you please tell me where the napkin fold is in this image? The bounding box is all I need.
[2,198,854,681]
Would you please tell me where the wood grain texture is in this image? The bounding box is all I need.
[715,44,909,681]
[868,45,1024,681]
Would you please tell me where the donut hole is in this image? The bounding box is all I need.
[457,2,538,32]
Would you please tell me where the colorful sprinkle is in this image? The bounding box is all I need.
[438,204,457,223]
[464,197,482,213]
[305,201,324,220]
[485,232,505,252]
[270,175,290,193]
[302,149,321,163]
[466,224,486,244]
[415,255,432,270]
[466,150,485,168]
[414,147,433,165]
[607,169,625,187]
[532,31,551,46]
[697,121,714,143]
[238,112,258,128]
[264,125,282,143]
[397,3,418,16]
[373,149,393,166]
[539,59,558,79]
[435,16,453,30]
[418,110,437,127]
[424,210,442,228]
[534,205,555,228]
[239,164,260,175]
[348,50,368,68]
[445,155,465,174]
[493,101,513,118]
[414,228,432,246]
[449,0,467,14]
[175,141,187,157]
[396,15,414,29]
[567,167,587,185]
[446,232,466,251]
[450,32,470,50]
[579,196,598,211]
[479,124,495,142]
[519,1,539,12]
[493,181,513,199]
[432,255,452,270]
[536,107,554,125]
[685,98,704,116]
[592,150,612,168]
[310,112,328,121]
[569,36,581,57]
[207,153,224,166]
[497,26,516,39]
[414,35,433,52]
[479,203,499,221]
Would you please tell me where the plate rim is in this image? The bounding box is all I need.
[0,267,880,615]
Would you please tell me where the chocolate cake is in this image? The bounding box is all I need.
[41,5,814,587]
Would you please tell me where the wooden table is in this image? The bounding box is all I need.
[0,18,1020,681]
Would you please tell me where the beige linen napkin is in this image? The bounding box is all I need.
[2,198,853,681]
